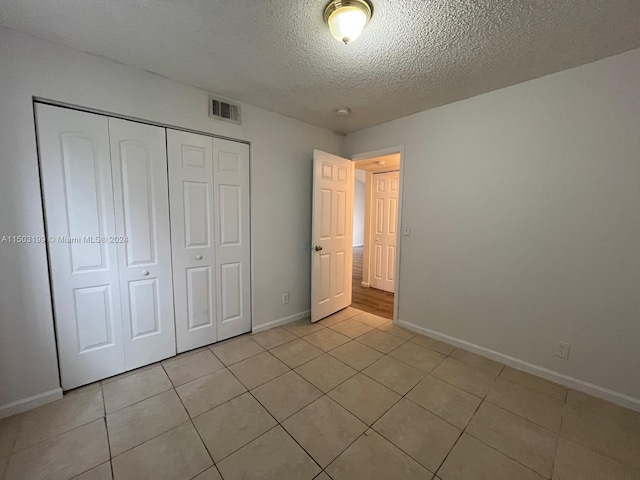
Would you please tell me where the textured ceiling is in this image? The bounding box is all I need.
[1,1,639,134]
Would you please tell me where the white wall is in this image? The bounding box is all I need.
[0,27,343,416]
[345,48,640,409]
[353,173,366,246]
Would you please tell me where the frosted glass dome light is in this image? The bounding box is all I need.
[324,0,373,45]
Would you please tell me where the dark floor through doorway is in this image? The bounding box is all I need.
[350,246,394,319]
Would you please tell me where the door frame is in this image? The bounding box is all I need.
[351,145,405,324]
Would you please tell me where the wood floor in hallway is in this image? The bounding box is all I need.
[351,246,394,319]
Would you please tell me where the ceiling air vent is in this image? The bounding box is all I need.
[208,95,241,125]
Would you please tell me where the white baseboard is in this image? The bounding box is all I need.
[397,319,640,413]
[353,243,364,247]
[252,310,311,334]
[0,387,63,419]
[361,282,370,287]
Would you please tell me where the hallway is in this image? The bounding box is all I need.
[351,246,394,319]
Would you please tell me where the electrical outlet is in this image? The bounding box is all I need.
[554,341,571,360]
[282,292,290,305]
[403,226,411,236]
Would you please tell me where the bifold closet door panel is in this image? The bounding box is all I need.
[36,104,126,389]
[109,118,176,369]
[167,130,217,352]
[213,138,251,341]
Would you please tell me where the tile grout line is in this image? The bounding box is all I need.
[208,343,266,368]
[0,317,474,478]
[162,360,220,480]
[184,316,398,478]
[431,428,465,478]
[7,387,108,456]
[393,359,548,478]
[104,385,174,416]
[364,341,458,476]
[371,343,590,478]
[99,384,115,480]
[548,392,571,478]
[5,414,19,460]
[322,428,374,476]
[8,416,104,454]
[4,415,21,462]
[13,310,633,479]
[105,361,236,470]
[433,365,562,479]
[481,398,563,435]
[320,317,450,475]
[221,357,329,476]
[100,362,160,386]
[308,319,431,475]
[228,348,295,388]
[250,394,326,474]
[458,429,550,479]
[356,331,564,477]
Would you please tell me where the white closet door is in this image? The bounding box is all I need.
[36,105,125,389]
[109,118,176,369]
[213,138,251,340]
[167,130,217,352]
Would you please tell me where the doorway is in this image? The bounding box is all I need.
[310,147,404,324]
[351,153,402,319]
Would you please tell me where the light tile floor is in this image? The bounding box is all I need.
[1,307,639,480]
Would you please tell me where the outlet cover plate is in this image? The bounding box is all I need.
[554,341,571,360]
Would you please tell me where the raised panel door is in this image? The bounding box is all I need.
[370,171,399,293]
[36,104,125,389]
[167,130,217,352]
[109,118,176,369]
[311,150,354,321]
[213,138,251,340]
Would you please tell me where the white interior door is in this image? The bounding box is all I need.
[36,105,125,389]
[311,150,354,322]
[167,130,217,352]
[371,171,399,293]
[109,118,176,369]
[212,138,251,340]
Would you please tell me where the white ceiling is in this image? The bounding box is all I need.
[1,0,639,134]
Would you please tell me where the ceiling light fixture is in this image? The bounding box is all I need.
[324,0,373,45]
[336,107,351,116]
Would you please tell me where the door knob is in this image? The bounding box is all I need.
[315,245,323,251]
[195,255,203,260]
[142,270,149,276]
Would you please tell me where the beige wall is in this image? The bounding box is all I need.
[345,48,640,409]
[0,27,343,416]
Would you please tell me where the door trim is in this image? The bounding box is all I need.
[350,145,405,323]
